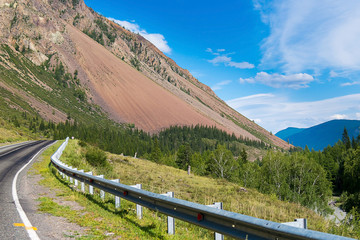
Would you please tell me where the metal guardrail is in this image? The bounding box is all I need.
[50,138,355,240]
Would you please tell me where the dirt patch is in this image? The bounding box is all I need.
[67,24,222,133]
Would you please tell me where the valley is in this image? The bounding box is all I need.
[0,0,359,239]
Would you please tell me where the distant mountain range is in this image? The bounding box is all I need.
[276,120,360,151]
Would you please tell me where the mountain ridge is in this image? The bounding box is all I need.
[276,119,360,150]
[0,0,290,149]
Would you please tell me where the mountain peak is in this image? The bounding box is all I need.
[276,119,360,150]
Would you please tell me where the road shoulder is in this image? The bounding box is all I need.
[18,146,86,239]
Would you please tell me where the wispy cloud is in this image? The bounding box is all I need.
[255,0,360,75]
[239,72,314,89]
[109,18,172,54]
[227,93,360,132]
[211,80,232,91]
[189,70,205,79]
[207,48,254,69]
[331,114,348,120]
[341,81,360,87]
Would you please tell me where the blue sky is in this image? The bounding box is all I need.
[85,0,360,133]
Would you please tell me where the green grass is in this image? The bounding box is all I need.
[0,117,41,144]
[0,44,112,126]
[32,141,213,239]
[30,139,360,239]
[223,112,272,146]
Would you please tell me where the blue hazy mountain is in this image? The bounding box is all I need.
[275,127,305,141]
[276,120,360,151]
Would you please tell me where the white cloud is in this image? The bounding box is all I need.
[256,0,360,74]
[341,81,360,87]
[111,19,140,33]
[206,48,213,53]
[209,56,231,65]
[329,70,338,78]
[189,70,205,79]
[109,18,171,54]
[240,72,314,89]
[228,61,255,69]
[253,118,262,124]
[208,55,254,69]
[211,80,232,91]
[227,93,360,132]
[331,114,348,120]
[206,48,254,69]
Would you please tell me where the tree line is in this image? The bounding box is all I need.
[6,113,360,216]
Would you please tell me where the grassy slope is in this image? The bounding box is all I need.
[0,117,39,144]
[31,139,355,239]
[0,44,111,126]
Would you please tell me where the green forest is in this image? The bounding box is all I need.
[5,113,360,221]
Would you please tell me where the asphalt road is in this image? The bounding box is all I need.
[0,140,54,240]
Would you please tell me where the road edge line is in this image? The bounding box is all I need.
[11,141,56,240]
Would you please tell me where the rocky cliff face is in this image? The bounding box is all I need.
[0,0,290,149]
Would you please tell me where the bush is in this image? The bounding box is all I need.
[78,140,87,147]
[85,147,107,167]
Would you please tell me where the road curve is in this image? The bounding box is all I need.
[0,140,54,239]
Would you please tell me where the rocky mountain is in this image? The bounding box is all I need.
[276,120,360,150]
[0,0,290,149]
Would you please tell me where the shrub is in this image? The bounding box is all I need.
[85,147,107,167]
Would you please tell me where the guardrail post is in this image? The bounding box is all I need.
[161,192,175,235]
[111,179,120,208]
[131,184,142,219]
[69,167,73,184]
[73,168,78,187]
[64,164,69,181]
[207,202,224,240]
[97,175,105,200]
[282,218,307,229]
[86,171,93,195]
[58,169,63,178]
[79,170,85,192]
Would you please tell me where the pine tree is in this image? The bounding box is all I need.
[150,138,162,162]
[239,148,247,165]
[352,136,358,149]
[176,144,192,170]
[342,127,351,150]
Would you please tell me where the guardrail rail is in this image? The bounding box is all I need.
[50,138,355,240]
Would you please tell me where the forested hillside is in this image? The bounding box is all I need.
[276,120,360,150]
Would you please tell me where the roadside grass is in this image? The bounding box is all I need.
[32,141,212,239]
[32,140,358,239]
[0,126,26,143]
[0,118,35,144]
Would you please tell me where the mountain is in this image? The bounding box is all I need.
[0,0,289,149]
[276,120,360,150]
[275,127,305,141]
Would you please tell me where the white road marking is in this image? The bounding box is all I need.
[11,142,55,240]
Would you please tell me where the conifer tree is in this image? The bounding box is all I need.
[342,127,351,150]
[176,144,192,170]
[150,138,162,162]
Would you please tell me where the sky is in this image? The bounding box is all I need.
[84,0,360,133]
